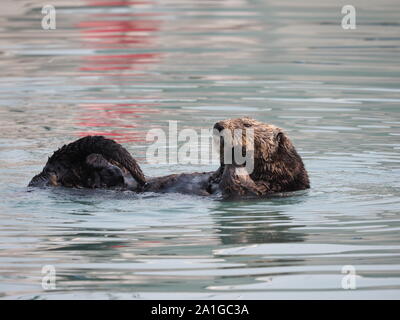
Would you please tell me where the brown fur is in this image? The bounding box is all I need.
[29,118,310,199]
[212,117,310,198]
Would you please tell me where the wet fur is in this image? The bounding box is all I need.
[212,117,310,197]
[29,118,310,199]
[29,136,145,189]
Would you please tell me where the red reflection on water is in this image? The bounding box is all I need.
[80,53,159,71]
[75,0,163,143]
[85,1,151,6]
[78,20,158,32]
[77,19,161,48]
[77,103,161,142]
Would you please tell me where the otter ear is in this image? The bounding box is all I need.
[276,131,292,150]
[276,131,284,144]
[276,131,295,155]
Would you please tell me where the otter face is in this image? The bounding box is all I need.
[213,117,284,166]
[213,117,310,191]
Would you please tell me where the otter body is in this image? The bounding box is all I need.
[29,118,310,199]
[146,172,216,196]
[28,136,146,190]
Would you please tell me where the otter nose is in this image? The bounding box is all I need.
[213,122,224,132]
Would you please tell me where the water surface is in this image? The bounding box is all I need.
[0,0,400,299]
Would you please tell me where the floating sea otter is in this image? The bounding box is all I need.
[29,118,310,198]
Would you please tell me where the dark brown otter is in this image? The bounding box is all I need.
[28,136,146,189]
[29,118,310,199]
[211,117,310,198]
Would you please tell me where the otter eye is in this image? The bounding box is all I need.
[243,123,252,128]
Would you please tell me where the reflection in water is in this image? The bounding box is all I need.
[76,103,160,142]
[76,0,163,142]
[211,198,305,245]
[28,192,309,296]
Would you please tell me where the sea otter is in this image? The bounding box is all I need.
[211,117,310,198]
[28,135,146,189]
[29,117,310,198]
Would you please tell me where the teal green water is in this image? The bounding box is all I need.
[0,0,400,299]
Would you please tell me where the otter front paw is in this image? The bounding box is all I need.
[219,164,264,199]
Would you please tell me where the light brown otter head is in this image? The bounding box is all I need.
[213,117,310,193]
